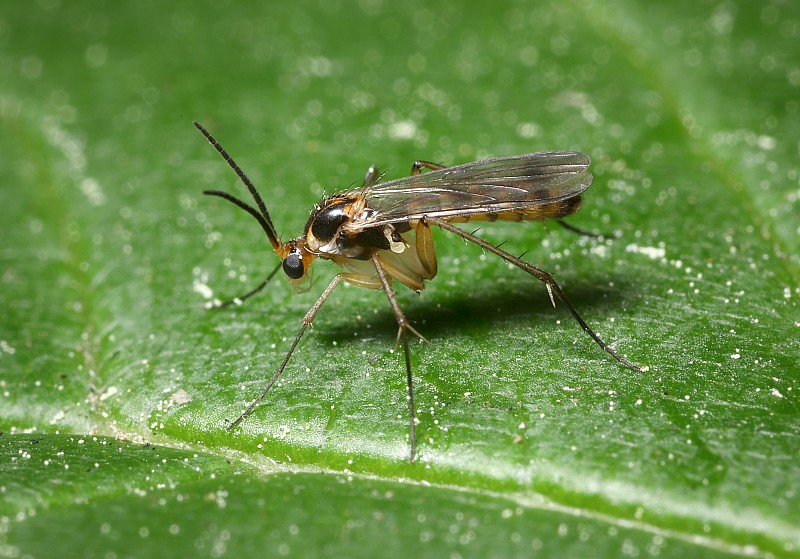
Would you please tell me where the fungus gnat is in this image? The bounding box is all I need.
[194,121,644,462]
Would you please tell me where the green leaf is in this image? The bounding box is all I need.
[1,1,797,557]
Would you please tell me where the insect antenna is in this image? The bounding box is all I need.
[193,121,282,253]
[203,189,276,246]
[194,122,286,306]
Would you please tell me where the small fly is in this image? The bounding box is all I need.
[194,121,645,462]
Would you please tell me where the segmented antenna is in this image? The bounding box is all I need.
[193,121,282,252]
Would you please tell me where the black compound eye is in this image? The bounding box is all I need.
[311,203,348,242]
[282,253,304,280]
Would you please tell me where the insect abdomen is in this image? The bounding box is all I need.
[448,196,582,223]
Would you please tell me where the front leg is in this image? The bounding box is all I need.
[227,274,345,431]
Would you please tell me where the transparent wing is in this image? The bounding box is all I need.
[357,151,592,227]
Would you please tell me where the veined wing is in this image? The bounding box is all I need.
[358,151,592,227]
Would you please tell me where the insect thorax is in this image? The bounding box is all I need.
[304,194,410,260]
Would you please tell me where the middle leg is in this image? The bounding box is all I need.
[371,253,420,463]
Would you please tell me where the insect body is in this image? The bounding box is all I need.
[194,121,643,462]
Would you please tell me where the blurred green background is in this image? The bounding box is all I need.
[1,1,798,557]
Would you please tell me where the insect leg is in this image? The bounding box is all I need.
[371,254,419,463]
[556,220,602,238]
[227,274,345,431]
[424,216,645,372]
[410,160,446,176]
[207,261,282,309]
[555,219,623,240]
[363,166,382,187]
